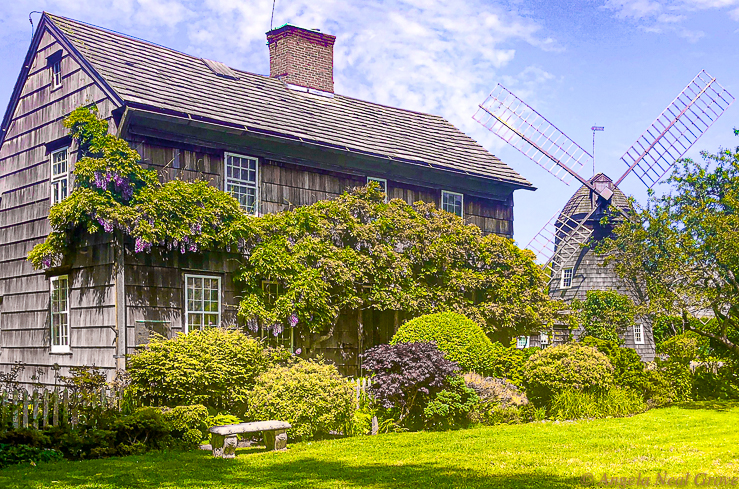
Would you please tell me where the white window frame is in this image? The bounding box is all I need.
[50,147,69,206]
[367,177,388,203]
[560,267,574,289]
[633,323,644,345]
[50,275,70,353]
[540,332,549,346]
[224,152,259,215]
[184,274,222,333]
[51,60,62,90]
[441,190,464,218]
[516,336,529,349]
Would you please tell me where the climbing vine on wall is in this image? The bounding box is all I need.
[30,105,557,346]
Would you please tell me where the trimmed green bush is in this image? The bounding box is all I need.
[247,359,355,440]
[522,343,614,407]
[487,343,540,386]
[422,376,479,430]
[391,312,494,374]
[127,328,279,414]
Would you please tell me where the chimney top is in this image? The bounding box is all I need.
[266,24,336,94]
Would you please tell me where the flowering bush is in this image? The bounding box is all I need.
[391,312,495,374]
[522,343,614,407]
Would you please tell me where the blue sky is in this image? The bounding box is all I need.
[1,0,737,254]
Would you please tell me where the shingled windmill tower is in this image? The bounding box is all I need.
[473,71,734,360]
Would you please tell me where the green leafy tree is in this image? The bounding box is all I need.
[598,135,739,358]
[573,290,635,344]
[236,186,557,352]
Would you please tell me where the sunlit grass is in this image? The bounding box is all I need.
[2,401,738,488]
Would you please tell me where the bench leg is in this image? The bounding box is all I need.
[211,433,238,458]
[264,429,288,451]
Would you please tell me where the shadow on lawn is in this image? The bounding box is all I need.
[3,452,584,489]
[674,400,739,412]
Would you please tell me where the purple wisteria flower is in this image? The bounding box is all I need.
[247,318,259,333]
[190,223,202,235]
[42,257,51,268]
[294,348,302,355]
[97,218,114,233]
[289,314,299,328]
[134,238,152,253]
[272,323,284,336]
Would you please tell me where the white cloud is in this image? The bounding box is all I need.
[601,0,739,39]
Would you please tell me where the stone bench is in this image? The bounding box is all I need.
[209,420,292,458]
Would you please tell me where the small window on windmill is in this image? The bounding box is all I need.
[633,323,644,345]
[561,268,573,288]
[201,59,240,80]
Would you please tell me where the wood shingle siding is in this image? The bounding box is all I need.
[0,28,120,385]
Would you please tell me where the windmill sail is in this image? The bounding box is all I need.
[474,84,592,186]
[616,70,735,188]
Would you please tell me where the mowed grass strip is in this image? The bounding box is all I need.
[2,402,738,489]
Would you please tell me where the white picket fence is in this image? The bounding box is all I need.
[0,388,121,430]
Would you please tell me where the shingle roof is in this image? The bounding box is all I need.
[46,13,532,189]
[560,173,629,218]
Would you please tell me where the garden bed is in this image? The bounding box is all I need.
[1,402,737,488]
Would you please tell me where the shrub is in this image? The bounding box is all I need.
[642,361,692,406]
[0,445,63,468]
[486,343,539,386]
[362,342,459,425]
[580,337,647,392]
[391,312,494,374]
[658,332,709,366]
[522,343,614,407]
[692,361,739,401]
[463,373,528,408]
[127,328,278,414]
[161,405,210,446]
[549,387,647,420]
[422,376,479,430]
[247,359,355,440]
[470,403,546,426]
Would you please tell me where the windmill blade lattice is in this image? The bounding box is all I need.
[525,193,595,279]
[474,84,592,186]
[616,70,735,188]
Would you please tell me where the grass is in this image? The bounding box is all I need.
[1,401,738,488]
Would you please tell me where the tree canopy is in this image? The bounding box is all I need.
[598,135,739,358]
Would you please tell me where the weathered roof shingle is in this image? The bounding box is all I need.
[48,13,532,188]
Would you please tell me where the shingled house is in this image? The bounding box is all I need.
[0,13,534,383]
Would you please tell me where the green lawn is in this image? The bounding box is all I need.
[2,402,738,489]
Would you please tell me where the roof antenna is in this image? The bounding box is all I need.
[591,125,604,178]
[29,11,42,39]
[270,0,277,31]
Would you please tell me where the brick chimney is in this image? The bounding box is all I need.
[266,24,336,93]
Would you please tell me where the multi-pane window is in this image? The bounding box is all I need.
[50,147,69,205]
[561,267,574,289]
[51,60,62,89]
[50,276,70,352]
[225,153,258,215]
[633,323,644,345]
[516,336,529,349]
[540,332,549,346]
[185,275,221,332]
[367,177,388,202]
[441,190,463,218]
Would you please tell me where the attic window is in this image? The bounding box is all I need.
[47,50,63,90]
[201,59,240,80]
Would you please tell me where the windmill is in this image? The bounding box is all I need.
[473,70,734,358]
